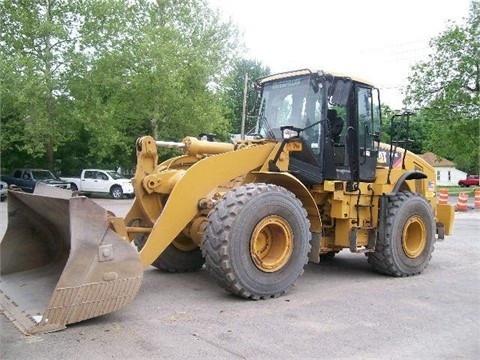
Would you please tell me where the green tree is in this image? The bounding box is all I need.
[380,105,429,155]
[222,58,271,135]
[405,0,480,174]
[1,0,76,170]
[0,0,134,172]
[1,0,241,174]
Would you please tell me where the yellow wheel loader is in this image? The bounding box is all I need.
[0,69,455,334]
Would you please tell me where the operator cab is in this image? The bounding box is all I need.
[255,69,381,189]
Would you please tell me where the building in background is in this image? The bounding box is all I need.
[420,152,466,186]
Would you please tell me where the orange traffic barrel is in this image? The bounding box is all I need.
[475,189,480,209]
[456,192,468,211]
[438,188,449,204]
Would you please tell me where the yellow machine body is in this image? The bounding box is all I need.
[0,69,455,334]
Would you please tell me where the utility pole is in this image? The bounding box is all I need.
[241,73,248,140]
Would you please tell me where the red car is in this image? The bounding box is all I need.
[458,175,479,187]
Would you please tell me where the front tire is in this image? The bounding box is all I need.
[368,191,435,277]
[202,183,311,299]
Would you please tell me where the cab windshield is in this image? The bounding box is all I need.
[106,171,125,180]
[31,170,58,180]
[257,75,324,143]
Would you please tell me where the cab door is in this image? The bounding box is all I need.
[94,171,110,192]
[81,170,99,193]
[356,85,381,182]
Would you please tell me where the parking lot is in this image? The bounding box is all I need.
[1,197,479,359]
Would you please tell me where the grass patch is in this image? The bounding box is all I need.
[440,186,479,196]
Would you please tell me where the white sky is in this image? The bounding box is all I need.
[208,0,471,109]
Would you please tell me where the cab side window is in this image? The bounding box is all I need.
[357,86,380,151]
[355,85,381,182]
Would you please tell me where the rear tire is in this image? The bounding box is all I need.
[110,186,123,199]
[70,183,78,191]
[202,183,311,299]
[368,191,435,277]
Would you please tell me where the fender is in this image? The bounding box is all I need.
[391,170,428,194]
[252,171,322,232]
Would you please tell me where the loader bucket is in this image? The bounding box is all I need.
[0,185,143,335]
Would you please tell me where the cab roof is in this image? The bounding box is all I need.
[258,68,374,88]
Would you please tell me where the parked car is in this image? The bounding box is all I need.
[1,168,71,193]
[0,180,7,202]
[61,169,134,199]
[458,175,479,187]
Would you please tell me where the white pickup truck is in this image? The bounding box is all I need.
[61,169,134,199]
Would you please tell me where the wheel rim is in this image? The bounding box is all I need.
[112,188,122,198]
[402,215,427,258]
[250,215,293,272]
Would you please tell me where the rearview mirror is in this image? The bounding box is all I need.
[329,79,352,106]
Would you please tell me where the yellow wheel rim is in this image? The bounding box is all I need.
[250,215,293,272]
[402,215,427,258]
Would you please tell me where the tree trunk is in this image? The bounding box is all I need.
[46,138,55,171]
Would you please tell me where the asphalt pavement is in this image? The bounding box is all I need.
[1,196,479,359]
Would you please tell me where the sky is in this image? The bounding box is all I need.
[208,0,472,109]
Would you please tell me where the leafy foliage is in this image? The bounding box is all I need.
[1,0,241,174]
[405,0,479,174]
[222,58,271,135]
[380,105,429,155]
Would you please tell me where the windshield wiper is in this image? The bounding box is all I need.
[260,115,275,139]
[302,118,322,132]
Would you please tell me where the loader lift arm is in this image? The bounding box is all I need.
[113,136,278,267]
